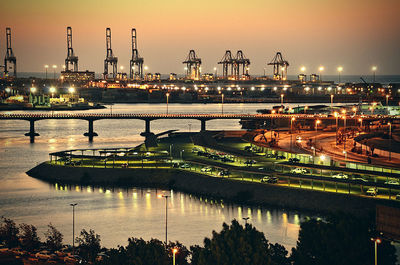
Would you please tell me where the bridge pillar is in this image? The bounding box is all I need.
[24,120,39,143]
[145,120,151,134]
[200,120,206,131]
[83,120,98,142]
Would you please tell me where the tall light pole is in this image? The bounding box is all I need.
[214,67,217,79]
[371,238,381,265]
[315,119,321,147]
[337,66,343,83]
[166,93,170,114]
[290,117,295,152]
[342,110,347,153]
[319,66,324,82]
[44,65,49,80]
[330,94,334,112]
[221,94,224,114]
[270,110,275,140]
[372,66,377,84]
[172,248,178,265]
[70,203,78,254]
[334,112,339,145]
[386,94,389,106]
[389,122,392,161]
[242,217,250,225]
[280,93,284,106]
[304,106,308,114]
[158,194,170,247]
[52,65,57,80]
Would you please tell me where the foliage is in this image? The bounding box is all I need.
[190,219,288,265]
[76,229,101,262]
[291,214,397,265]
[19,223,41,251]
[44,223,63,251]
[0,217,19,248]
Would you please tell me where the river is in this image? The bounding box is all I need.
[0,103,331,250]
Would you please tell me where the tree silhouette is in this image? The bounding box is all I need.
[44,223,63,251]
[0,217,19,248]
[76,229,101,262]
[19,223,41,251]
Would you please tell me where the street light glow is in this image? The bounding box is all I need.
[49,87,56,93]
[372,66,377,71]
[68,87,75,93]
[337,66,343,72]
[300,66,306,72]
[30,87,37,93]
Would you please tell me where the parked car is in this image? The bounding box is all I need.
[221,157,234,163]
[192,147,201,153]
[244,160,256,165]
[366,187,378,196]
[275,155,286,160]
[384,180,400,185]
[201,166,213,172]
[218,170,230,177]
[261,176,278,183]
[353,177,368,183]
[332,173,349,179]
[288,158,300,163]
[180,163,190,168]
[121,163,128,168]
[290,168,307,174]
[265,153,276,158]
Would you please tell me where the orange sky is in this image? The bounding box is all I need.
[1,0,399,75]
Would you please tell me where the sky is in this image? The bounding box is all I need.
[1,0,400,75]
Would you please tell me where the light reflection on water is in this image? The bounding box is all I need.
[0,103,321,250]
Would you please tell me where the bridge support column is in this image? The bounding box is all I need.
[200,120,206,131]
[145,120,151,134]
[24,120,40,143]
[84,120,98,142]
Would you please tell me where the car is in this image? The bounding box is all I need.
[332,173,349,179]
[121,163,128,168]
[244,146,252,151]
[261,176,278,183]
[265,153,276,158]
[396,194,400,201]
[288,158,300,163]
[366,187,378,196]
[384,180,400,185]
[192,147,201,153]
[210,155,220,160]
[290,168,307,174]
[180,163,190,168]
[173,163,180,168]
[201,166,212,172]
[221,157,234,163]
[74,160,82,166]
[244,160,256,165]
[275,155,286,160]
[218,170,230,177]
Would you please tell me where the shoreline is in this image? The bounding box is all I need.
[26,162,399,218]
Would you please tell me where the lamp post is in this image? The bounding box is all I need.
[49,86,56,98]
[270,110,275,140]
[180,150,184,161]
[70,203,78,254]
[330,94,334,112]
[315,120,321,147]
[358,118,363,129]
[371,238,381,265]
[304,106,308,114]
[280,93,284,106]
[52,65,57,80]
[319,66,324,82]
[172,248,178,265]
[386,95,389,106]
[242,217,250,225]
[334,112,339,145]
[342,110,347,153]
[166,93,170,114]
[30,87,37,94]
[337,66,343,83]
[372,66,377,84]
[158,194,170,247]
[389,122,392,161]
[290,117,295,152]
[214,67,217,79]
[44,65,49,80]
[221,93,224,114]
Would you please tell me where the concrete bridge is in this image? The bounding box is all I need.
[0,113,396,142]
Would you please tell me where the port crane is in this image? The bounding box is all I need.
[103,28,118,79]
[268,52,289,80]
[218,50,234,79]
[234,50,250,79]
[183,50,201,80]
[129,28,144,80]
[4,28,17,77]
[65,27,78,72]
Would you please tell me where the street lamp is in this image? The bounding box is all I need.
[388,122,392,161]
[243,217,250,225]
[280,93,284,106]
[44,65,49,79]
[270,110,275,140]
[221,93,224,114]
[334,112,339,145]
[352,106,357,116]
[319,66,324,82]
[180,150,184,161]
[49,86,56,98]
[214,67,217,79]
[52,65,57,80]
[337,66,343,83]
[315,119,321,147]
[372,66,377,84]
[68,87,75,94]
[304,106,308,114]
[157,194,170,247]
[30,87,37,94]
[371,237,381,265]
[386,94,389,106]
[342,110,347,153]
[166,93,170,114]
[172,248,178,265]
[290,117,295,152]
[330,94,334,111]
[70,203,78,254]
[358,118,363,129]
[300,66,306,73]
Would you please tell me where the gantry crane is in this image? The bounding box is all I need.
[183,50,201,80]
[234,50,250,79]
[4,28,17,77]
[129,28,144,80]
[218,50,234,79]
[103,28,118,79]
[267,52,289,80]
[65,27,78,72]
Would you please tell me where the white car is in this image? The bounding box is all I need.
[290,168,307,174]
[201,166,212,172]
[366,187,378,196]
[384,180,400,185]
[332,173,348,179]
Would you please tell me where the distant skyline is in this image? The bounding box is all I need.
[1,0,399,75]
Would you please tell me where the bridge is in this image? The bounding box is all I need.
[0,113,396,143]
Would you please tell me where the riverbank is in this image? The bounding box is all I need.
[26,162,399,218]
[0,103,105,111]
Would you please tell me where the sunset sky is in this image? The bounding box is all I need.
[1,0,399,75]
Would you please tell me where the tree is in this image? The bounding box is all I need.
[19,223,40,251]
[167,241,190,265]
[291,215,397,265]
[44,223,63,251]
[0,217,19,248]
[190,220,288,265]
[76,229,101,262]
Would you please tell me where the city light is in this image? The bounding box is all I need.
[68,87,75,93]
[300,66,306,72]
[30,87,37,93]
